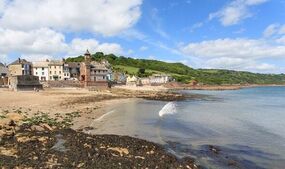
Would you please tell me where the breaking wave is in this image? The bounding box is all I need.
[159,102,177,117]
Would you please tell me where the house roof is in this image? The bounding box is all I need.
[33,61,49,68]
[0,64,8,74]
[85,49,91,56]
[90,61,108,70]
[48,60,63,66]
[66,62,81,68]
[9,59,31,65]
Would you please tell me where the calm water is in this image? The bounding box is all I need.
[90,87,285,169]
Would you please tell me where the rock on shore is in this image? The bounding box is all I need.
[0,124,198,169]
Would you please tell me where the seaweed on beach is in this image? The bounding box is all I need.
[0,125,199,169]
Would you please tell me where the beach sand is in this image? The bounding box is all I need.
[0,88,131,124]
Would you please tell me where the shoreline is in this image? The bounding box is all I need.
[1,85,284,168]
[164,83,285,90]
[0,124,198,169]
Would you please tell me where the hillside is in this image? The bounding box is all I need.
[66,52,285,85]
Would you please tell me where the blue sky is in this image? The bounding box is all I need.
[0,0,285,73]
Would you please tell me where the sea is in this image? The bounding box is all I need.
[90,86,285,169]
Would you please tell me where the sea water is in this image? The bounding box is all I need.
[91,86,285,169]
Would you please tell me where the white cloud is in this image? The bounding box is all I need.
[22,55,54,62]
[147,55,156,60]
[181,38,285,59]
[139,46,148,51]
[245,0,268,5]
[0,28,68,55]
[0,0,6,14]
[263,24,279,37]
[0,0,142,36]
[276,36,285,44]
[279,25,285,34]
[209,0,268,26]
[204,57,277,72]
[68,38,123,57]
[0,27,124,60]
[189,22,204,33]
[121,29,147,40]
[180,38,285,72]
[262,24,285,43]
[150,8,170,39]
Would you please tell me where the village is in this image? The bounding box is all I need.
[0,50,173,91]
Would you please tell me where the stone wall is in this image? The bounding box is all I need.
[46,80,81,88]
[8,65,22,76]
[9,75,43,91]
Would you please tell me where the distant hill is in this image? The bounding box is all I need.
[66,52,285,85]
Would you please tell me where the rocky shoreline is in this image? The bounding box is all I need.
[0,113,199,169]
[61,89,189,106]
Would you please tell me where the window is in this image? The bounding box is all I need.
[54,66,56,69]
[36,72,38,75]
[54,71,56,74]
[50,76,52,80]
[36,68,38,70]
[50,71,52,74]
[42,72,44,75]
[42,68,44,71]
[59,71,61,74]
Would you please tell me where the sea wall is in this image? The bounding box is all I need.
[9,75,43,91]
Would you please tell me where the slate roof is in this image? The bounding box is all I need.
[9,59,31,65]
[48,60,63,66]
[33,61,49,68]
[66,62,81,68]
[0,63,8,75]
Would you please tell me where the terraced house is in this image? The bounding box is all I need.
[48,60,63,81]
[0,62,8,85]
[32,61,49,81]
[8,58,32,76]
[0,62,8,77]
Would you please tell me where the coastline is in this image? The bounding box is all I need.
[0,87,200,168]
[164,83,285,90]
[1,85,284,168]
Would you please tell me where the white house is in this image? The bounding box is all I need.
[126,75,138,86]
[32,61,49,81]
[149,74,171,84]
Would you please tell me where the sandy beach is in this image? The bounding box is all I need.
[0,87,199,168]
[0,88,132,126]
[0,86,178,130]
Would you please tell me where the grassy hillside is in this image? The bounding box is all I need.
[66,52,285,85]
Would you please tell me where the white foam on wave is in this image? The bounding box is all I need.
[159,102,177,117]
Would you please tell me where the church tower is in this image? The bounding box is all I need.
[80,49,92,87]
[84,49,91,63]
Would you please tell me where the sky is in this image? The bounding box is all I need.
[0,0,285,73]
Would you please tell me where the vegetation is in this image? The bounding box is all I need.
[66,52,285,85]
